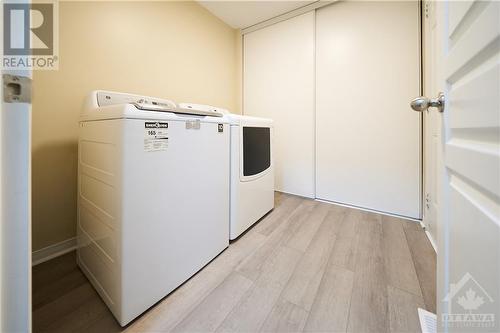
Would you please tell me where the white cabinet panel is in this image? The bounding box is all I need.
[315,1,421,218]
[243,12,315,198]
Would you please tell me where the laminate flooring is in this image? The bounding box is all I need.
[33,192,436,333]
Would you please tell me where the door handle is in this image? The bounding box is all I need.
[410,92,445,112]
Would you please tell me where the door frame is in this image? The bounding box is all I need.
[421,0,439,252]
[0,72,33,332]
[1,1,33,329]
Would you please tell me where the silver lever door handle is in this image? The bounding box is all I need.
[410,92,445,112]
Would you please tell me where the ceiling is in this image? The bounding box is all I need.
[198,1,316,29]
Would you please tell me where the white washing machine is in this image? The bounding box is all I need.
[77,91,230,326]
[226,114,274,240]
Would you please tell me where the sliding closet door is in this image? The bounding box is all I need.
[244,12,315,198]
[316,1,421,218]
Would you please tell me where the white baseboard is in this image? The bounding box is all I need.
[420,221,438,253]
[32,237,77,266]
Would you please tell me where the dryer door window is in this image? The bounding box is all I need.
[243,127,271,177]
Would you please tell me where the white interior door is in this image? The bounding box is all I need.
[315,1,422,218]
[243,12,315,198]
[435,1,499,331]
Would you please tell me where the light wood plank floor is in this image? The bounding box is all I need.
[33,192,436,333]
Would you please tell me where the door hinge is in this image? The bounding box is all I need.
[3,74,32,103]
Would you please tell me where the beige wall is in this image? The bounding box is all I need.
[32,1,240,251]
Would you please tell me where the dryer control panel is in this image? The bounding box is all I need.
[96,91,177,112]
[177,103,225,118]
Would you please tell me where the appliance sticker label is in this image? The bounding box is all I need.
[144,122,168,152]
[218,124,224,133]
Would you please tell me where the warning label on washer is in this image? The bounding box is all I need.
[144,122,168,152]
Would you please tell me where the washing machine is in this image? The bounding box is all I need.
[226,114,274,240]
[77,91,230,326]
